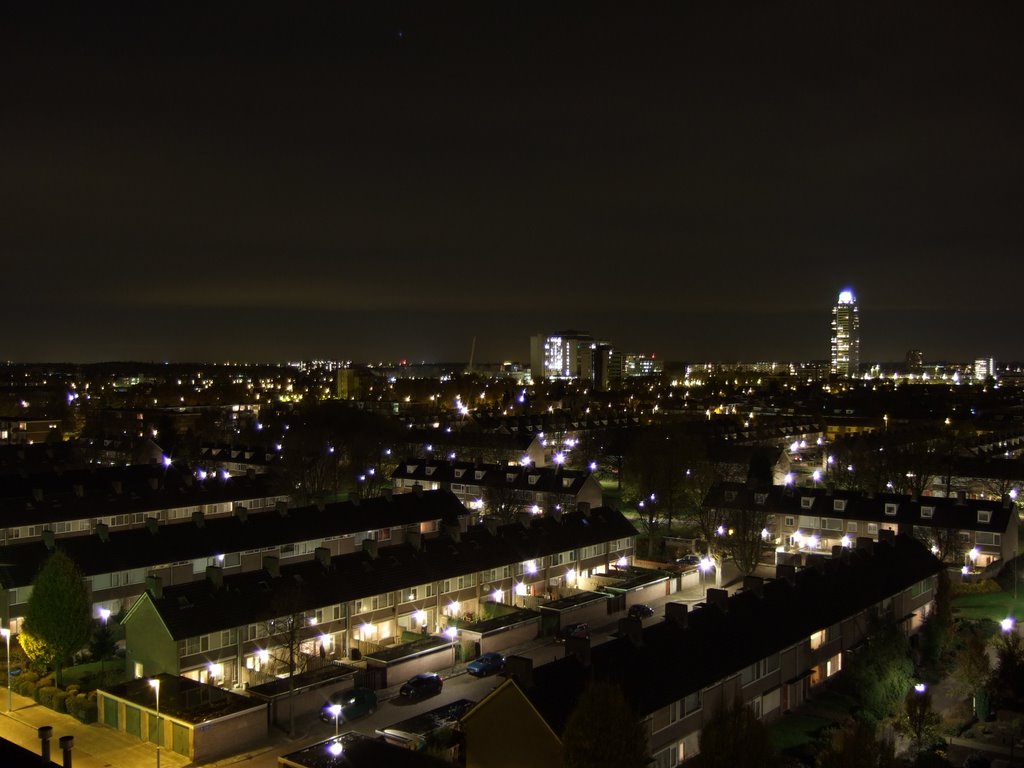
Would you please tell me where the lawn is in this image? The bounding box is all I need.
[951,589,1024,623]
[61,660,128,689]
[769,713,832,751]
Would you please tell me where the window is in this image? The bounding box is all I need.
[742,655,779,685]
[784,516,795,527]
[847,522,858,533]
[976,532,1001,546]
[833,499,847,512]
[820,518,842,531]
[978,510,992,524]
[754,493,767,505]
[921,506,934,519]
[801,497,814,510]
[724,490,737,501]
[885,503,898,516]
[867,523,878,535]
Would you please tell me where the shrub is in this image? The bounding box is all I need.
[51,690,68,713]
[16,680,37,699]
[36,685,58,707]
[19,671,39,685]
[66,693,97,724]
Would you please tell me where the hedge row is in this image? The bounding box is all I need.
[10,673,97,723]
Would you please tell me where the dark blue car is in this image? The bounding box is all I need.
[466,652,505,677]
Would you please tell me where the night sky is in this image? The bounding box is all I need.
[2,3,1021,364]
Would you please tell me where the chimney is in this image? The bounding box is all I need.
[42,529,55,550]
[705,588,729,611]
[96,523,109,543]
[806,553,828,572]
[617,616,643,648]
[665,602,689,628]
[483,519,498,537]
[59,735,74,768]
[742,575,764,597]
[564,634,591,667]
[145,517,159,535]
[111,480,122,495]
[38,726,53,763]
[856,536,874,551]
[146,574,163,599]
[444,523,461,543]
[315,547,331,569]
[192,511,205,528]
[276,500,289,517]
[503,655,534,688]
[73,483,84,498]
[382,488,393,501]
[517,511,532,528]
[206,565,223,589]
[774,561,798,581]
[577,501,590,516]
[406,531,423,551]
[263,555,280,577]
[362,538,379,559]
[32,487,43,502]
[235,504,248,522]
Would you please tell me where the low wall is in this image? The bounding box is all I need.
[193,705,268,763]
[459,616,541,656]
[369,645,454,688]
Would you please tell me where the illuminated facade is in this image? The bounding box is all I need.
[829,289,860,377]
[529,331,599,381]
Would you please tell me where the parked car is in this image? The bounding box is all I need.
[555,622,591,641]
[320,687,378,724]
[399,672,443,699]
[675,554,701,567]
[627,604,654,620]
[466,652,505,677]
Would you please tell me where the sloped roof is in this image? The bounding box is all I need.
[0,490,467,589]
[527,534,942,734]
[136,505,637,640]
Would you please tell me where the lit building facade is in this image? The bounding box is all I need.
[830,289,860,377]
[529,332,602,381]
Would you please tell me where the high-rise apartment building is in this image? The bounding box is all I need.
[830,289,860,377]
[529,331,596,381]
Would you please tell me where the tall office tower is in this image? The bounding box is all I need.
[830,289,860,377]
[905,349,924,373]
[974,358,995,381]
[529,331,596,381]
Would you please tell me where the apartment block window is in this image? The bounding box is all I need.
[847,522,858,533]
[978,510,992,524]
[867,523,878,535]
[921,506,934,519]
[785,516,795,527]
[754,493,767,505]
[801,497,814,510]
[885,503,898,517]
[833,499,847,512]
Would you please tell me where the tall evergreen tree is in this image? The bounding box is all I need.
[23,551,92,686]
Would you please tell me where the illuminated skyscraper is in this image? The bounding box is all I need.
[830,289,860,377]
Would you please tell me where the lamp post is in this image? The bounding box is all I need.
[149,678,161,768]
[98,609,110,679]
[1,627,10,712]
[444,626,458,669]
[328,703,342,736]
[698,557,713,598]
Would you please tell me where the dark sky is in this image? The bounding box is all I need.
[2,2,1021,364]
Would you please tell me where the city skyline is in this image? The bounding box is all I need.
[2,3,1021,364]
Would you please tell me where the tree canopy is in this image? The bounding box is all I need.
[23,550,92,686]
[561,680,649,768]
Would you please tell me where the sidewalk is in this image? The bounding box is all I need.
[0,688,190,768]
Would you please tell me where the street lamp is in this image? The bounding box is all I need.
[444,626,458,668]
[1,627,10,712]
[149,678,161,768]
[328,703,342,736]
[699,557,713,597]
[1001,617,1016,634]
